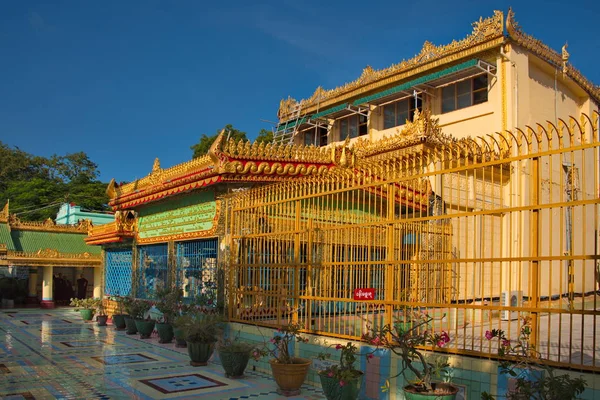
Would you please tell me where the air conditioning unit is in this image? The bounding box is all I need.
[500,291,523,320]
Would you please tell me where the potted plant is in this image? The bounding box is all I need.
[154,286,182,344]
[362,311,456,399]
[173,313,190,348]
[70,297,101,322]
[96,302,108,326]
[181,312,224,366]
[110,296,127,330]
[217,335,262,378]
[122,296,138,335]
[482,317,587,400]
[131,299,154,339]
[317,342,367,400]
[265,322,312,396]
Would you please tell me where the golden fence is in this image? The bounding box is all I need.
[227,112,600,371]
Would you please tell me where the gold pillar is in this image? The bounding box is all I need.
[41,265,55,309]
[93,267,102,299]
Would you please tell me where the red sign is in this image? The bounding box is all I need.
[353,288,376,300]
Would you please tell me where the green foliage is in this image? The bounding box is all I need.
[256,128,274,144]
[266,322,309,364]
[111,295,126,315]
[69,297,101,311]
[362,311,451,392]
[121,297,151,319]
[180,313,224,343]
[154,286,183,324]
[318,342,365,386]
[481,317,587,400]
[191,124,248,158]
[0,141,109,221]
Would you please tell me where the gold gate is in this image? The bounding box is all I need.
[227,112,600,371]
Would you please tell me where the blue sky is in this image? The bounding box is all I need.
[1,1,599,183]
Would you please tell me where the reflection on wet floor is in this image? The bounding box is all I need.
[0,308,326,399]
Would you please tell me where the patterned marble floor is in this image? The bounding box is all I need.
[0,308,327,400]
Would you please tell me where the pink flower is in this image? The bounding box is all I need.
[440,331,450,343]
[437,340,445,347]
[485,330,493,340]
[371,337,381,345]
[335,344,343,350]
[270,338,276,344]
[339,380,346,387]
[328,371,334,377]
[367,354,374,359]
[502,339,511,348]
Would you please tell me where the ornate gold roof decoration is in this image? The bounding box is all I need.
[506,8,600,104]
[352,110,508,166]
[6,214,91,234]
[152,157,161,172]
[0,202,8,223]
[85,210,136,245]
[5,249,101,267]
[561,43,569,77]
[278,10,504,120]
[109,132,338,209]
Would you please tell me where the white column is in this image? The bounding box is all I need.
[41,265,55,308]
[93,267,102,299]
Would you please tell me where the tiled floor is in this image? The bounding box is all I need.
[0,308,327,400]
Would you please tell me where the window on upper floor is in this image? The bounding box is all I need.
[383,97,423,129]
[303,127,328,147]
[339,114,368,139]
[441,74,488,113]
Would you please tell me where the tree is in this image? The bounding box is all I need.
[0,141,109,221]
[48,152,99,183]
[256,128,274,144]
[0,142,49,192]
[191,124,248,159]
[4,178,65,221]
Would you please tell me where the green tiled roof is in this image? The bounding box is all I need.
[8,230,101,255]
[0,223,14,250]
[352,59,478,106]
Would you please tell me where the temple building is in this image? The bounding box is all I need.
[85,8,599,376]
[275,9,598,147]
[0,203,101,308]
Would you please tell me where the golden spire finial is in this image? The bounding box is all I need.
[152,158,161,172]
[562,42,569,77]
[106,178,117,199]
[208,129,226,164]
[0,201,8,222]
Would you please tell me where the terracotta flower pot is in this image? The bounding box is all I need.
[403,383,459,400]
[269,358,311,395]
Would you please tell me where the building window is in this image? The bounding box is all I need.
[441,74,488,113]
[303,127,328,146]
[339,114,367,139]
[383,97,423,129]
